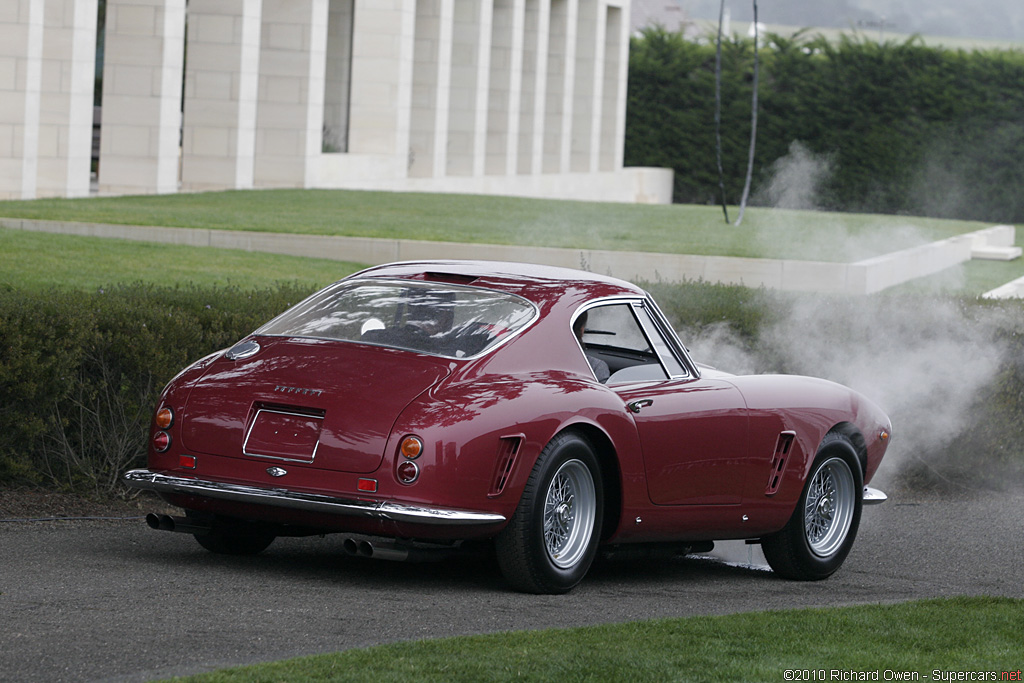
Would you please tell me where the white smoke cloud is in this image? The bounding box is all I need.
[753,140,830,212]
[763,296,1009,484]
[673,132,1019,492]
[681,294,1016,492]
[749,141,939,263]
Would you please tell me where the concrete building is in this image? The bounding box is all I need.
[0,0,672,204]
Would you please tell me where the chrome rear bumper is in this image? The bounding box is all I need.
[124,469,506,526]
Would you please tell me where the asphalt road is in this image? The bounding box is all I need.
[2,490,1022,683]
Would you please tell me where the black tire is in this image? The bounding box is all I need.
[761,432,864,580]
[187,511,276,556]
[495,431,604,594]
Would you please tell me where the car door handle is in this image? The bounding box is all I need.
[627,399,654,414]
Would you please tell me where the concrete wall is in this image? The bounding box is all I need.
[0,0,670,204]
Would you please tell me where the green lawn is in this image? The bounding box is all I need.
[2,189,1022,295]
[0,188,997,261]
[0,227,362,292]
[161,597,1022,682]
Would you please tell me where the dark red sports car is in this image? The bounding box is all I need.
[126,260,890,593]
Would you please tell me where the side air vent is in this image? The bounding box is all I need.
[489,434,524,496]
[765,431,796,496]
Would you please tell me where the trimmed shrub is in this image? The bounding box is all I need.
[0,283,313,495]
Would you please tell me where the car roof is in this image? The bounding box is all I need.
[348,260,645,307]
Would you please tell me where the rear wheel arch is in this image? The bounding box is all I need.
[560,423,622,541]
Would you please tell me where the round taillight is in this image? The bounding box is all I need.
[400,436,423,459]
[155,407,174,429]
[396,460,419,484]
[153,430,171,453]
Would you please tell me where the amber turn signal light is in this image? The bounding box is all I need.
[400,435,423,459]
[155,407,174,429]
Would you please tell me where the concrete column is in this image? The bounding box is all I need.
[348,0,416,161]
[408,0,452,178]
[571,0,598,172]
[486,0,524,176]
[181,0,261,192]
[98,0,185,195]
[0,0,44,200]
[518,0,548,175]
[471,1,494,177]
[323,0,354,154]
[37,0,96,198]
[252,0,328,188]
[446,0,491,177]
[543,0,575,173]
[600,2,627,171]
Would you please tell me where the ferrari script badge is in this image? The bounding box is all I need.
[274,385,324,397]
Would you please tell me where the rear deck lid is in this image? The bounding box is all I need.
[179,337,449,473]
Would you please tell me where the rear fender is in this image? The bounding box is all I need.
[389,373,640,525]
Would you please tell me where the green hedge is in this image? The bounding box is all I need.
[625,29,1024,223]
[0,284,312,494]
[3,282,1022,496]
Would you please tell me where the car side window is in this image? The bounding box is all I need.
[631,304,687,378]
[578,303,687,384]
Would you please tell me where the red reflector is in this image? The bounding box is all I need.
[357,478,377,493]
[179,455,196,469]
[153,431,171,453]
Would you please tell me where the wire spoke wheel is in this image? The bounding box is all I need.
[495,432,604,593]
[803,457,856,558]
[543,459,596,569]
[761,433,864,581]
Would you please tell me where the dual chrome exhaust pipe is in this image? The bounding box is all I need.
[342,537,455,563]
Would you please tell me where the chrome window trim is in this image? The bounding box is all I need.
[643,293,701,379]
[572,297,692,383]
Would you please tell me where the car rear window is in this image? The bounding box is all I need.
[255,279,538,359]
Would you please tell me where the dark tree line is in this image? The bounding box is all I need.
[625,28,1024,224]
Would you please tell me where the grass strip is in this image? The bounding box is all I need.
[4,217,1023,297]
[0,189,995,261]
[0,228,362,292]
[162,597,1023,682]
